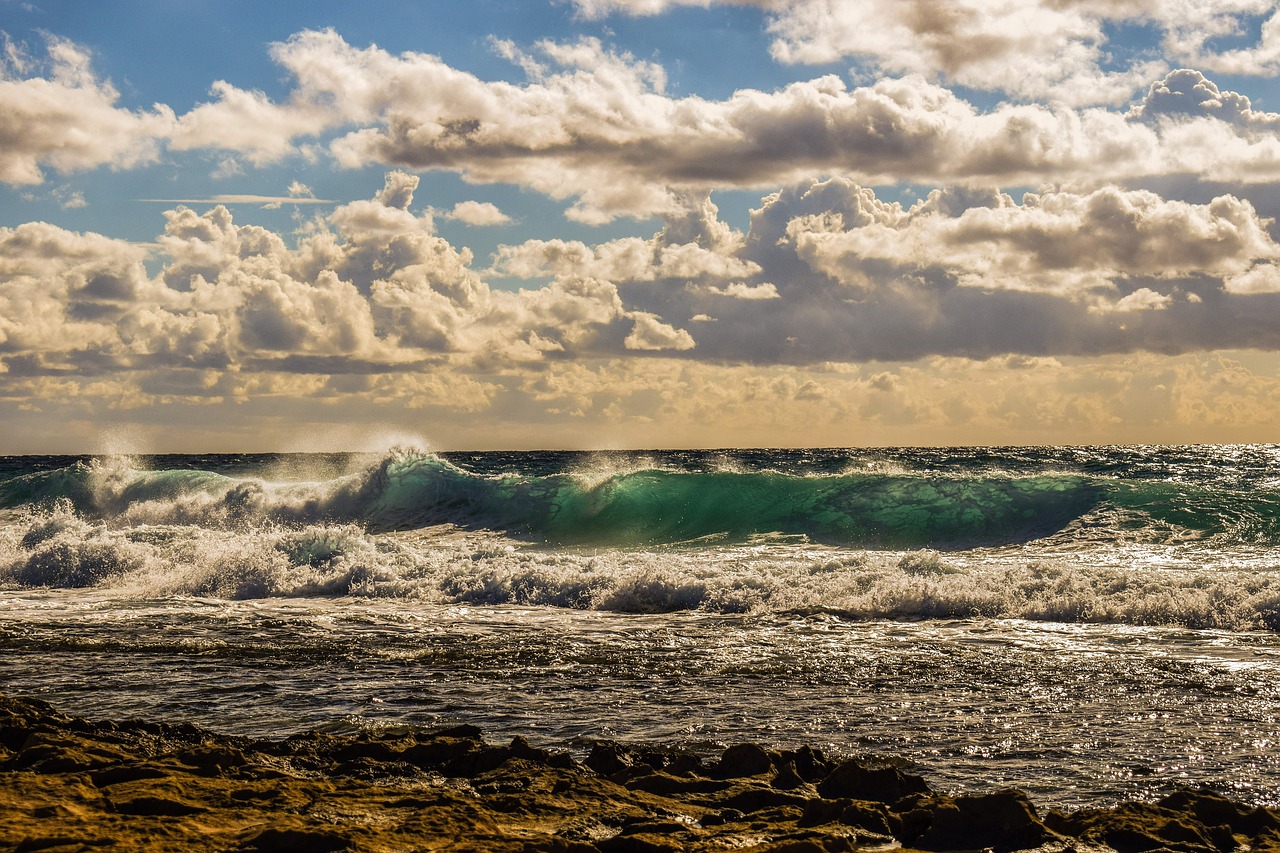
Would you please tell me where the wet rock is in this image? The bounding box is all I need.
[898,790,1051,852]
[623,771,729,796]
[174,743,248,776]
[89,764,169,787]
[585,742,634,777]
[596,832,684,852]
[110,794,207,817]
[6,693,1280,853]
[1158,788,1280,838]
[715,742,775,778]
[784,746,833,783]
[815,757,930,803]
[771,758,808,790]
[700,807,745,826]
[237,827,353,852]
[1047,801,1225,853]
[720,787,813,813]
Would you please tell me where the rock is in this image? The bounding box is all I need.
[784,746,833,783]
[110,794,208,817]
[585,742,634,777]
[720,787,813,813]
[815,758,930,803]
[174,743,249,776]
[900,790,1051,852]
[1047,801,1224,853]
[89,764,169,787]
[715,743,774,778]
[771,759,808,790]
[237,827,353,852]
[623,771,728,796]
[1158,788,1280,838]
[596,832,684,852]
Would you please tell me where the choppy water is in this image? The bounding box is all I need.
[2,445,1279,807]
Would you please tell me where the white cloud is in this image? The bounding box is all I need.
[0,34,173,184]
[445,200,512,226]
[704,282,780,299]
[624,312,697,350]
[785,181,1279,296]
[10,30,1280,230]
[139,194,334,206]
[571,0,1280,104]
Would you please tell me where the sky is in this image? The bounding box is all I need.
[6,1,1280,452]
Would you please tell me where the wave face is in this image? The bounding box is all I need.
[3,447,1280,548]
[3,446,1280,629]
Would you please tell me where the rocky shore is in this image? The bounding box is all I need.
[2,694,1278,853]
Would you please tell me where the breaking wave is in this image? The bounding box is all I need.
[3,448,1280,629]
[0,447,1260,547]
[3,448,1280,548]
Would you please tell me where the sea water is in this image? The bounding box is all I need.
[1,446,1278,808]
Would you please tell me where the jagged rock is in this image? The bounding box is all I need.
[1158,788,1280,838]
[4,693,1280,853]
[586,742,635,777]
[110,794,208,816]
[815,757,930,803]
[715,742,774,778]
[236,827,353,852]
[770,758,808,790]
[1046,801,1228,853]
[897,790,1051,852]
[783,746,833,783]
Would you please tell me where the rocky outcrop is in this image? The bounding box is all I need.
[1,694,1276,853]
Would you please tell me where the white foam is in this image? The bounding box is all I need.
[3,500,1280,630]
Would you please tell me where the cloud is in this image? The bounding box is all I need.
[10,30,1280,229]
[290,34,1280,219]
[444,200,512,226]
[1131,68,1280,131]
[10,169,1280,437]
[624,312,697,350]
[0,173,702,385]
[1163,3,1280,76]
[787,182,1278,296]
[571,0,1280,104]
[0,34,174,184]
[139,194,335,206]
[704,282,780,299]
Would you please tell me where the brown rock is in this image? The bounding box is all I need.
[236,827,353,852]
[899,790,1051,852]
[815,758,930,803]
[715,742,775,778]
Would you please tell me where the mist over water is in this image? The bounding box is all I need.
[2,445,1280,807]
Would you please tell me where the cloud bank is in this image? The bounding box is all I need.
[5,8,1280,449]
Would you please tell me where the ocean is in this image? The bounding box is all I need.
[1,445,1278,809]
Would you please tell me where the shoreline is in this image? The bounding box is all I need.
[2,694,1278,852]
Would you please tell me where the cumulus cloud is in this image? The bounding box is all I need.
[10,170,1280,388]
[10,169,1280,446]
[287,34,1280,218]
[9,29,1280,228]
[572,0,1280,104]
[624,312,697,350]
[787,182,1279,295]
[1132,68,1280,131]
[444,200,512,226]
[0,172,705,388]
[0,34,173,184]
